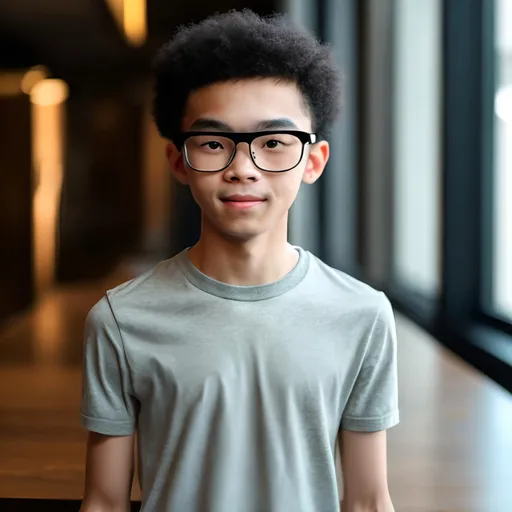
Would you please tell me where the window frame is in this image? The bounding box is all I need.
[481,0,512,333]
[352,0,512,393]
[436,0,512,390]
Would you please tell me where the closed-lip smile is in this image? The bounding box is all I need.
[221,194,266,202]
[220,194,266,209]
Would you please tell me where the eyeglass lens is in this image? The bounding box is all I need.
[184,133,304,172]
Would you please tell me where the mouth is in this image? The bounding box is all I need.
[220,195,267,210]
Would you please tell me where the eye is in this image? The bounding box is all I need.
[202,141,224,150]
[265,140,281,149]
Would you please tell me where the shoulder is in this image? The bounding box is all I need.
[86,252,185,324]
[304,250,390,319]
[108,256,179,299]
[85,295,113,330]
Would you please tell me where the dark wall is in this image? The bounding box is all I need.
[0,95,33,325]
[58,93,144,281]
[168,182,201,257]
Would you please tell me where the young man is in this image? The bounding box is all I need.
[80,9,399,512]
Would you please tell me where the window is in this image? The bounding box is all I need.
[493,0,512,320]
[392,0,442,298]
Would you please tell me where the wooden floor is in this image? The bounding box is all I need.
[0,263,511,511]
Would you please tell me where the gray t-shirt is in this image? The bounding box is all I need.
[81,246,399,512]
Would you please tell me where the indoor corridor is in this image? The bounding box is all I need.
[1,1,511,510]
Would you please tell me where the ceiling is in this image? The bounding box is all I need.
[0,0,276,89]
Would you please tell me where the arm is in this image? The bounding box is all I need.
[339,294,399,511]
[80,431,135,512]
[80,297,138,510]
[339,430,394,512]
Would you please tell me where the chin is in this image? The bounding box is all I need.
[222,228,264,242]
[205,212,282,242]
[214,220,268,241]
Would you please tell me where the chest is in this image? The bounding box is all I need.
[129,301,359,415]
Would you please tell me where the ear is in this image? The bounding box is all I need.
[166,142,189,185]
[302,140,330,185]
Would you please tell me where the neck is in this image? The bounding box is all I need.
[187,217,299,286]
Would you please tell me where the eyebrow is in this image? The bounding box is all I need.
[255,118,299,130]
[188,117,299,132]
[189,118,233,131]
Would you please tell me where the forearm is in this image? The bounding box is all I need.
[79,497,131,512]
[339,429,395,512]
[81,432,135,512]
[340,495,395,512]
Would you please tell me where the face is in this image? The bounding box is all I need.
[166,79,330,242]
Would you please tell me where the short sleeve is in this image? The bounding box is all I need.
[80,296,138,436]
[341,293,399,432]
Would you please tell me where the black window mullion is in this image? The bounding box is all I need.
[480,0,496,315]
[440,0,485,330]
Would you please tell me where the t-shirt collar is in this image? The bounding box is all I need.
[176,246,309,301]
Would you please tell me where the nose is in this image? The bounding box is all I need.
[223,142,262,182]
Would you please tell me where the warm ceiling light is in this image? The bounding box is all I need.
[30,79,69,106]
[21,66,49,94]
[124,0,147,46]
[495,84,512,125]
[105,0,147,47]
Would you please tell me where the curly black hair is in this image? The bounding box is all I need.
[152,9,343,143]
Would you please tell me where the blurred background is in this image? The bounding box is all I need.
[0,0,511,511]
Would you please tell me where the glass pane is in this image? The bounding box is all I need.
[493,0,512,319]
[392,0,442,298]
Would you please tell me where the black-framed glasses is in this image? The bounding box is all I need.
[175,130,317,173]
